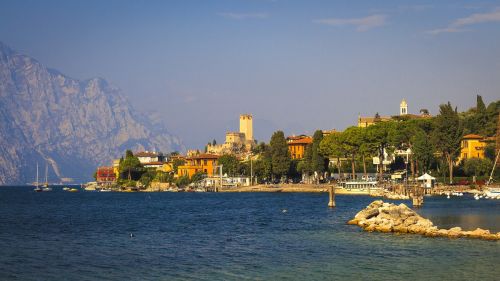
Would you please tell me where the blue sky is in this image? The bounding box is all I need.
[1,0,500,149]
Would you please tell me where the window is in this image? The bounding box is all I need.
[204,160,207,165]
[464,153,467,159]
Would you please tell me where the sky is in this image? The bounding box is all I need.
[1,0,500,149]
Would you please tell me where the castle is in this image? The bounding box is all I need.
[206,114,255,155]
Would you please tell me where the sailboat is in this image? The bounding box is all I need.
[42,164,52,191]
[34,163,42,192]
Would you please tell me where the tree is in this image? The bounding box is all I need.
[299,144,313,177]
[176,175,190,187]
[253,143,272,183]
[320,132,346,180]
[359,127,378,180]
[463,158,493,177]
[172,158,186,174]
[138,169,156,187]
[191,171,206,183]
[119,150,143,180]
[269,131,291,181]
[366,121,397,182]
[432,102,463,184]
[341,126,363,179]
[412,129,434,174]
[217,154,240,176]
[311,130,328,178]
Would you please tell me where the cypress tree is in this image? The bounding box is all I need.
[269,131,291,180]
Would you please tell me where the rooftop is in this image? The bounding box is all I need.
[135,151,158,157]
[463,134,484,139]
[187,153,220,160]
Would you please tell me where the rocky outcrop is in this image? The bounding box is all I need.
[0,42,183,184]
[348,200,500,240]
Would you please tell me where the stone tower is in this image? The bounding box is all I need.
[400,99,408,115]
[239,114,253,141]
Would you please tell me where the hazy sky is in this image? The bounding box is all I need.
[1,0,500,149]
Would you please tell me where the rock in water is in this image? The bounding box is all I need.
[348,200,500,240]
[0,42,183,184]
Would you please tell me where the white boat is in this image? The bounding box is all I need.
[484,188,500,199]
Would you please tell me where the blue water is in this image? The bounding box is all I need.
[0,187,499,281]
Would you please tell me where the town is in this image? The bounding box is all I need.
[89,95,500,196]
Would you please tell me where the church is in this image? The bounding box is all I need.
[357,99,431,127]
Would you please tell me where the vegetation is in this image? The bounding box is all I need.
[105,95,498,188]
[217,154,240,176]
[463,158,493,177]
[119,150,144,181]
[269,131,291,181]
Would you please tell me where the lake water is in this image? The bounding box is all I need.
[0,186,499,280]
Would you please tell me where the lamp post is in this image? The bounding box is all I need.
[250,154,253,186]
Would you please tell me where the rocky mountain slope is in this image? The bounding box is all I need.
[0,42,183,184]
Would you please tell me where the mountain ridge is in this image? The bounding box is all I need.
[0,42,183,184]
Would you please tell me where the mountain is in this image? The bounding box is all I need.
[0,42,183,185]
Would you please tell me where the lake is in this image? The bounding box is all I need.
[0,186,499,280]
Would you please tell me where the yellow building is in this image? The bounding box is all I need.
[357,116,392,127]
[160,163,173,173]
[112,159,120,178]
[287,136,312,159]
[458,134,487,162]
[240,114,253,142]
[177,154,219,178]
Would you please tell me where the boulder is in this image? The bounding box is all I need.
[348,200,499,241]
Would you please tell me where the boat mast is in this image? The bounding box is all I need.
[45,164,48,186]
[36,163,39,188]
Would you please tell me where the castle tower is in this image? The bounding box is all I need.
[400,99,408,116]
[239,114,253,141]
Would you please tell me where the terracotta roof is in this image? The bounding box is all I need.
[135,151,158,157]
[463,134,483,139]
[288,138,312,145]
[187,153,219,160]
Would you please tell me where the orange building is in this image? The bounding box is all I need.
[177,154,219,178]
[287,136,312,159]
[96,166,116,183]
[458,134,488,162]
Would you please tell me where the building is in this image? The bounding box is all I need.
[239,114,253,142]
[357,99,431,127]
[207,114,255,155]
[135,151,163,164]
[143,161,164,169]
[358,115,392,128]
[287,135,313,159]
[96,166,116,184]
[458,134,488,162]
[177,153,219,179]
[400,99,408,115]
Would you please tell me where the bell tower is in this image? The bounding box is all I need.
[400,99,408,116]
